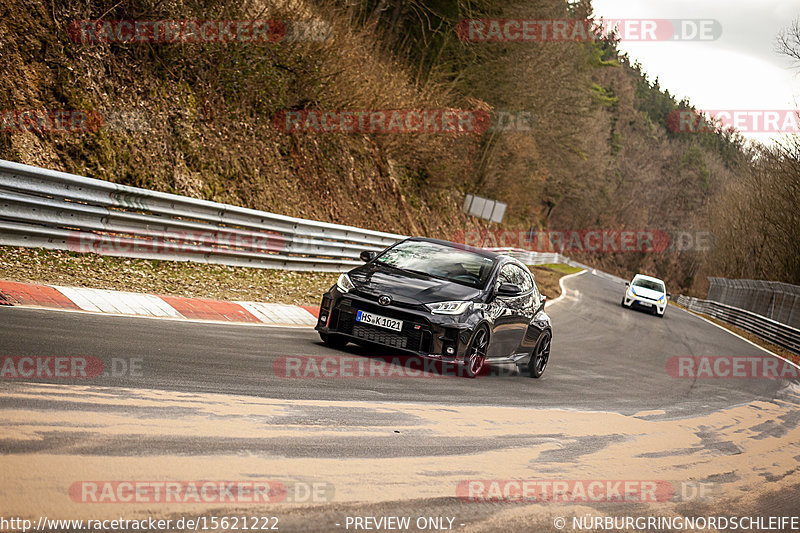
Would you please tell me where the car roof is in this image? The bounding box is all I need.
[632,273,665,284]
[404,237,503,259]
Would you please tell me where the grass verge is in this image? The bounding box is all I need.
[528,264,583,300]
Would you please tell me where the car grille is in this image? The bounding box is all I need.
[352,324,408,348]
[332,300,430,352]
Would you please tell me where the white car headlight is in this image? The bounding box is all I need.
[426,301,472,315]
[336,273,355,293]
[658,294,666,302]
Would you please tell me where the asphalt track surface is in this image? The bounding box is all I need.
[2,271,799,532]
[0,271,792,415]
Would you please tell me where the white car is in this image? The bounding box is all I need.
[621,274,670,318]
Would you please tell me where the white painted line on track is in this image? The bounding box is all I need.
[0,304,313,328]
[674,304,800,372]
[547,269,586,307]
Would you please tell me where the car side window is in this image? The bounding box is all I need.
[498,264,515,285]
[499,264,531,292]
[517,268,533,292]
[531,277,541,302]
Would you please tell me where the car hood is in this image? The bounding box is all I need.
[349,264,483,305]
[631,285,665,300]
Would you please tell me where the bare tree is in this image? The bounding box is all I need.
[776,17,800,66]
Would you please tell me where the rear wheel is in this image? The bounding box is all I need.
[529,332,551,379]
[319,332,349,349]
[465,327,489,378]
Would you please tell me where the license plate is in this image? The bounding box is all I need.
[639,301,652,307]
[356,310,403,332]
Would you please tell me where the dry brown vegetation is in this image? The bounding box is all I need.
[1,0,797,295]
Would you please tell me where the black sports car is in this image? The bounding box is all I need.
[315,237,552,378]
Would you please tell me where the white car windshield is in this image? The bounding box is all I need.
[633,279,665,292]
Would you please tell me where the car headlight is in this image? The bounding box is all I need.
[630,286,639,297]
[426,301,472,314]
[658,294,666,302]
[336,273,355,293]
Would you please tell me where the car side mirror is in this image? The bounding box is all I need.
[625,281,630,286]
[540,295,547,307]
[667,292,672,298]
[497,283,523,297]
[360,250,377,262]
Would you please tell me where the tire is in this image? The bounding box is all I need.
[319,332,349,349]
[621,297,629,308]
[465,326,489,378]
[529,332,552,379]
[658,309,665,318]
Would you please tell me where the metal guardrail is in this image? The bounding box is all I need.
[0,161,587,273]
[488,247,626,284]
[484,247,569,266]
[707,277,800,329]
[677,295,800,355]
[0,159,408,272]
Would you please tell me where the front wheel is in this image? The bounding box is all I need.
[529,332,551,379]
[319,332,349,349]
[465,327,489,378]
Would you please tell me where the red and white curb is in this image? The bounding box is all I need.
[0,280,319,327]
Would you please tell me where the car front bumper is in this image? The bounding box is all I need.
[623,291,666,314]
[315,290,478,363]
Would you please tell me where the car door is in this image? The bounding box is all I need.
[488,263,533,358]
[521,275,547,352]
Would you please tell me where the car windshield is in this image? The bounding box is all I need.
[376,240,496,288]
[633,278,665,292]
